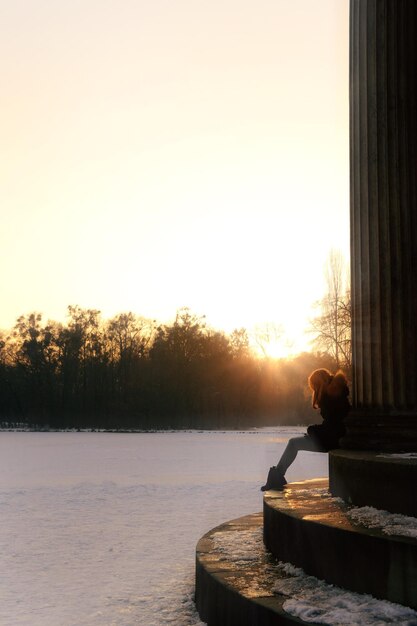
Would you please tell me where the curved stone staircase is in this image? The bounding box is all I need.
[195,468,417,625]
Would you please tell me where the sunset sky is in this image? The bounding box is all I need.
[1,0,349,356]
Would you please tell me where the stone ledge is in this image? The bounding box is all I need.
[263,478,417,609]
[195,513,321,626]
[329,449,417,516]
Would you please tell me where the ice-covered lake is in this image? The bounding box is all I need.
[0,428,327,625]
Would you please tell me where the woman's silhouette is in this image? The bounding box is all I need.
[261,368,350,491]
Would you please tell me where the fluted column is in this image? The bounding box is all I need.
[343,0,417,450]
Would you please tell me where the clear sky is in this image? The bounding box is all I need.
[1,0,349,356]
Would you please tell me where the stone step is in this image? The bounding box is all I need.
[263,478,417,610]
[329,449,417,517]
[195,505,417,625]
[195,512,323,626]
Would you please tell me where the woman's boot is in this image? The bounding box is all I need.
[260,466,287,491]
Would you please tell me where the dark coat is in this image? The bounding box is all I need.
[307,379,350,451]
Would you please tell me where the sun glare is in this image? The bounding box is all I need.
[254,339,294,360]
[0,0,349,342]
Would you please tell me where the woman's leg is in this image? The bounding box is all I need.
[276,435,325,476]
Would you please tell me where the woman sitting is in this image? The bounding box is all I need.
[261,368,350,491]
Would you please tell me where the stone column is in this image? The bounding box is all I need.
[343,0,417,450]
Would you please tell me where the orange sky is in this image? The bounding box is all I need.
[1,0,349,356]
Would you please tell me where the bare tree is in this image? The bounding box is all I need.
[252,322,284,359]
[309,250,351,371]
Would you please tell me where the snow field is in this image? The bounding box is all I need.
[4,429,414,625]
[1,428,321,625]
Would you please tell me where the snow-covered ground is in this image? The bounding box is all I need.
[4,428,415,626]
[0,427,326,625]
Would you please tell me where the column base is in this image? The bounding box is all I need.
[341,411,417,451]
[329,449,417,516]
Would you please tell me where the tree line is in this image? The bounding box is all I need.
[0,305,344,430]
